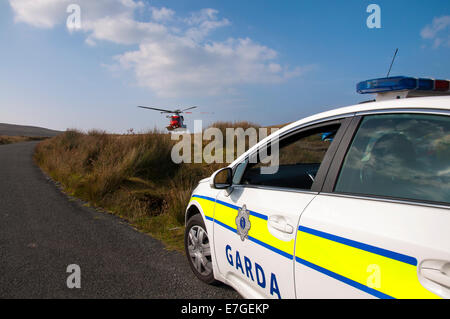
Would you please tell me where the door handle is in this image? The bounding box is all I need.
[420,260,450,289]
[421,269,450,288]
[268,216,294,234]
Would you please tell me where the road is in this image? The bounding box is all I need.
[0,141,238,298]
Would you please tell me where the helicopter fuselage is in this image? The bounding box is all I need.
[166,115,186,131]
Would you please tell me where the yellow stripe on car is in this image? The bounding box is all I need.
[191,195,294,259]
[214,200,295,258]
[296,226,440,299]
[189,195,439,299]
[190,195,215,218]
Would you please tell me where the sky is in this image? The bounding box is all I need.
[0,0,449,133]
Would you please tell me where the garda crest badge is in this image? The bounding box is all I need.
[236,205,251,241]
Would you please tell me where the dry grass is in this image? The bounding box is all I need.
[34,121,288,251]
[33,126,250,251]
[0,135,46,145]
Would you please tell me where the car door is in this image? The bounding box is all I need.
[212,117,353,299]
[295,112,450,299]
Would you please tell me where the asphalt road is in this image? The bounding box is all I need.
[0,141,239,299]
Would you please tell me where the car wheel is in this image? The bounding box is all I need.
[185,214,217,284]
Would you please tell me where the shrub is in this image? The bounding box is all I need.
[34,122,274,250]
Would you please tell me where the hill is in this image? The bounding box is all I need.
[0,123,62,137]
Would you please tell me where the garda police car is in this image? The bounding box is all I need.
[184,76,450,299]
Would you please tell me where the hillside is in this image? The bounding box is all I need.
[0,123,62,137]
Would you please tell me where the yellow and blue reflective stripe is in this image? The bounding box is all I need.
[295,257,394,299]
[216,198,268,221]
[213,218,237,233]
[296,226,439,299]
[192,194,215,202]
[299,226,417,266]
[192,195,268,220]
[190,195,216,219]
[191,195,294,260]
[247,236,293,259]
[190,195,439,299]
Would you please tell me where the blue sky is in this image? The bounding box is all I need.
[0,0,449,132]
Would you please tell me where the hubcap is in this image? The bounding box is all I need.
[188,225,212,276]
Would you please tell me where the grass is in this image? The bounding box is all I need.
[34,122,263,252]
[0,136,47,145]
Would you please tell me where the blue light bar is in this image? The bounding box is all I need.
[417,78,433,90]
[357,76,418,94]
[357,76,450,95]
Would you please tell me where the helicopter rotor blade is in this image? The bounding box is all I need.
[138,106,175,113]
[181,106,198,112]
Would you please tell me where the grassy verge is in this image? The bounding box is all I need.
[34,124,260,252]
[0,136,47,145]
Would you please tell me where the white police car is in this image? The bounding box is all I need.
[184,76,450,299]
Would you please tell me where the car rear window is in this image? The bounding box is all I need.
[335,113,450,205]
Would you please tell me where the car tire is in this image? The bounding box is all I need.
[185,214,218,285]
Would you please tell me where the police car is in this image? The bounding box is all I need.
[184,76,450,299]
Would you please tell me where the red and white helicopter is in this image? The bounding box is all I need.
[138,106,198,131]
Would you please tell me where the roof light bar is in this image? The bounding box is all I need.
[357,76,450,94]
[435,80,450,91]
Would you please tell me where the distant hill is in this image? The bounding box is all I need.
[0,123,62,137]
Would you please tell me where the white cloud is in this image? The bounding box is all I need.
[9,0,143,28]
[9,0,308,97]
[9,0,67,28]
[85,17,167,45]
[184,9,230,42]
[421,15,450,48]
[151,7,175,22]
[117,37,306,97]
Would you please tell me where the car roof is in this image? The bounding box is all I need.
[230,96,450,167]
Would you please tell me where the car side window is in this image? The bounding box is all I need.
[238,124,340,190]
[335,113,450,205]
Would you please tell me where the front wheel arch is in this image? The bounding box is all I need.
[185,205,201,226]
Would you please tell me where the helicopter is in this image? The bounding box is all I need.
[138,106,198,131]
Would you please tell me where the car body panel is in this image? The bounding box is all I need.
[295,194,449,299]
[212,186,317,299]
[185,96,450,299]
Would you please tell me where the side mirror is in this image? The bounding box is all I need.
[210,167,233,189]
